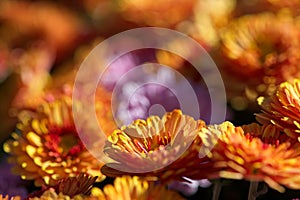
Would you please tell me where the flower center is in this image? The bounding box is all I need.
[60,134,80,155]
[45,127,83,159]
[134,131,172,153]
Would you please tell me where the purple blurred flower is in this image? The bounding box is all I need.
[110,64,230,126]
[101,53,138,91]
[100,49,231,126]
[101,50,156,91]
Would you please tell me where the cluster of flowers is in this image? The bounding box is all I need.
[1,0,300,199]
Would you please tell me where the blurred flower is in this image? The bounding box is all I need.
[112,65,229,126]
[256,79,300,140]
[100,53,139,91]
[0,42,54,143]
[10,43,54,110]
[177,0,236,49]
[234,0,300,17]
[94,87,118,137]
[0,159,28,198]
[89,176,185,200]
[116,0,196,28]
[102,110,218,182]
[0,195,20,200]
[3,95,105,186]
[0,0,89,60]
[209,121,300,192]
[155,38,207,77]
[219,12,300,110]
[113,67,187,124]
[28,174,97,199]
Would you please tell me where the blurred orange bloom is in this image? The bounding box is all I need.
[219,12,300,109]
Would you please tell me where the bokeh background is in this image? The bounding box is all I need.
[1,0,300,199]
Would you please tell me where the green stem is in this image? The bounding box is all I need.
[248,181,259,200]
[212,180,222,200]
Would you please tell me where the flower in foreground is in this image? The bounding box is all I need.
[90,176,185,200]
[256,79,300,140]
[29,176,185,200]
[219,12,300,109]
[102,109,218,182]
[3,95,105,186]
[28,174,97,199]
[209,121,300,192]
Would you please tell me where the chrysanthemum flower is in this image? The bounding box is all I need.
[209,122,300,192]
[116,0,196,28]
[29,188,74,200]
[53,174,97,197]
[89,176,185,200]
[28,174,97,199]
[102,110,218,182]
[219,12,300,109]
[256,79,300,140]
[3,95,105,186]
[28,176,183,200]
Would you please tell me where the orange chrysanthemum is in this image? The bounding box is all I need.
[256,79,300,140]
[209,122,300,192]
[89,176,185,200]
[3,95,105,186]
[219,12,300,109]
[116,0,196,28]
[102,110,218,182]
[30,176,184,200]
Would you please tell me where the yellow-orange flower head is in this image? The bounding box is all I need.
[89,176,185,200]
[102,110,218,182]
[209,122,300,192]
[4,95,105,186]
